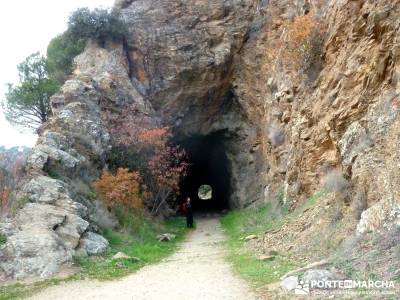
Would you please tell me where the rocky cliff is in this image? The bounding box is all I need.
[1,0,400,281]
[237,0,400,235]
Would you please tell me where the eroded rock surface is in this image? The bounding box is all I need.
[0,44,127,280]
[119,0,263,207]
[78,232,109,256]
[233,0,400,233]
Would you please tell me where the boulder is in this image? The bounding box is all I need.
[303,269,337,284]
[0,231,73,279]
[78,232,109,255]
[280,276,299,291]
[157,233,176,242]
[0,201,90,279]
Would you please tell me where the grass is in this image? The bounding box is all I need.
[75,211,187,280]
[226,251,297,286]
[291,190,324,217]
[0,279,67,300]
[221,191,325,287]
[0,211,187,299]
[221,203,297,287]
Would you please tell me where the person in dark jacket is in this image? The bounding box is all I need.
[185,197,194,228]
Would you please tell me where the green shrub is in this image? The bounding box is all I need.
[0,233,6,246]
[46,169,62,180]
[67,8,127,45]
[275,188,291,215]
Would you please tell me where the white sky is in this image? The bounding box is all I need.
[0,0,115,149]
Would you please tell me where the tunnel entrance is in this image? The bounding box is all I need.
[179,131,231,212]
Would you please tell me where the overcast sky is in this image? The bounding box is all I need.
[0,0,115,149]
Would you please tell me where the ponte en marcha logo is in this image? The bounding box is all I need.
[294,279,396,296]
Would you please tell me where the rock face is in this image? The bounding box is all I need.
[2,0,400,280]
[119,0,257,121]
[78,232,109,256]
[231,0,400,233]
[118,0,263,207]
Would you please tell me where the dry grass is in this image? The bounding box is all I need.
[264,14,327,83]
[248,192,356,265]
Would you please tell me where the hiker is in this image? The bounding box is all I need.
[184,197,194,228]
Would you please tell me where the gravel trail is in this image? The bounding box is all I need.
[29,217,258,300]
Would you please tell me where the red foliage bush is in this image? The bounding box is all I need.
[137,128,189,214]
[100,104,189,214]
[93,168,144,210]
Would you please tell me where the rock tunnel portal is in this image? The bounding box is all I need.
[179,131,231,212]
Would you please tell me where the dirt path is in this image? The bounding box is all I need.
[30,217,258,300]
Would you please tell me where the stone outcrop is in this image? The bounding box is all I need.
[0,44,128,280]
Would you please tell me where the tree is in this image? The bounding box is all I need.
[137,128,189,214]
[101,105,189,215]
[67,7,127,45]
[93,168,144,210]
[2,53,59,130]
[47,34,85,84]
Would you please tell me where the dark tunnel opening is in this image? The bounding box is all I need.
[178,131,231,212]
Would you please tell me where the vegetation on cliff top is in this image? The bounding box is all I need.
[67,7,127,45]
[2,7,128,131]
[46,34,86,84]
